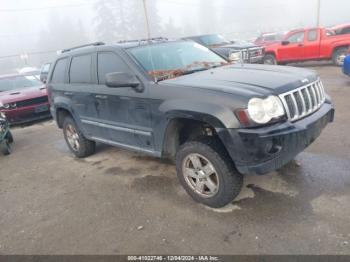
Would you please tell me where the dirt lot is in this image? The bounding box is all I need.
[1,65,350,255]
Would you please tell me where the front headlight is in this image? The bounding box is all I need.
[2,103,10,109]
[247,96,285,124]
[229,51,241,62]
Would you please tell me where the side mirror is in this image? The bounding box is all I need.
[281,40,290,46]
[105,72,142,91]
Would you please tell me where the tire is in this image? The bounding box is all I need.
[63,116,95,158]
[332,47,348,66]
[263,54,277,65]
[6,131,13,144]
[175,137,243,208]
[1,140,11,155]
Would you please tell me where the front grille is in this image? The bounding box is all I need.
[279,79,326,121]
[241,49,249,60]
[248,47,263,58]
[16,96,48,108]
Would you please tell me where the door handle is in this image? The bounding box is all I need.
[64,92,73,96]
[95,95,107,99]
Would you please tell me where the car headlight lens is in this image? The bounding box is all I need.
[247,96,285,124]
[229,52,241,62]
[2,103,10,109]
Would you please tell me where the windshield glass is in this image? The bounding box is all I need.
[129,41,229,81]
[200,34,231,46]
[0,75,42,92]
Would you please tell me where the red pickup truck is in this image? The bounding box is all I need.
[263,27,350,66]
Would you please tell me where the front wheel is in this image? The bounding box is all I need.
[332,47,347,66]
[263,54,277,65]
[176,137,243,208]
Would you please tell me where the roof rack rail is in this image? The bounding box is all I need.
[118,37,168,45]
[61,42,105,53]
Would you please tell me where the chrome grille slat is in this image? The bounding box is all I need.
[278,79,326,122]
[298,90,306,115]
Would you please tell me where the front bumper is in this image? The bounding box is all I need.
[221,102,334,175]
[247,55,264,64]
[1,102,51,125]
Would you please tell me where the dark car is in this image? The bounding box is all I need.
[48,40,334,207]
[184,34,264,63]
[0,73,50,124]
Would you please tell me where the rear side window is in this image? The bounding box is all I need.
[97,52,130,84]
[69,54,92,83]
[308,30,318,41]
[51,58,67,83]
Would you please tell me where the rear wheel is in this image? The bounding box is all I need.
[176,137,243,208]
[63,116,95,158]
[332,47,348,66]
[263,54,277,65]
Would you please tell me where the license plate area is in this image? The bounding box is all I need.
[34,104,49,113]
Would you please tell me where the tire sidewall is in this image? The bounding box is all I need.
[63,117,83,157]
[176,140,242,207]
[333,48,347,66]
[263,54,276,65]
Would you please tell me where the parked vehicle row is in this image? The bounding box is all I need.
[47,39,334,207]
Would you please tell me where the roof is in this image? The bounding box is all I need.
[58,38,175,56]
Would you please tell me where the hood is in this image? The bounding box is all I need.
[0,85,47,104]
[162,64,318,97]
[212,41,260,50]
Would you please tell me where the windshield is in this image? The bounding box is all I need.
[0,75,42,92]
[200,34,231,46]
[129,41,229,81]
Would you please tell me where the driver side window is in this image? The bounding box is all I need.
[287,32,305,43]
[97,52,130,85]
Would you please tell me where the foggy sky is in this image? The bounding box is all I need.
[0,0,349,74]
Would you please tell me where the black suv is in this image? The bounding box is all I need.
[48,39,334,207]
[184,34,264,63]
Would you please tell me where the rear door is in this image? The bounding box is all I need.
[303,29,321,59]
[68,53,101,137]
[278,31,305,61]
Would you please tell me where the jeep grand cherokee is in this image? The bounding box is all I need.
[47,39,334,207]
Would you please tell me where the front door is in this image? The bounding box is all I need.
[278,31,305,61]
[94,51,154,151]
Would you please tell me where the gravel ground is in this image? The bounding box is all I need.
[0,65,349,255]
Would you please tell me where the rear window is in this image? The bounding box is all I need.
[51,58,67,83]
[69,54,92,83]
[97,52,130,84]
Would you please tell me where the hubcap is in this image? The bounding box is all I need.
[65,124,80,151]
[182,153,219,198]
